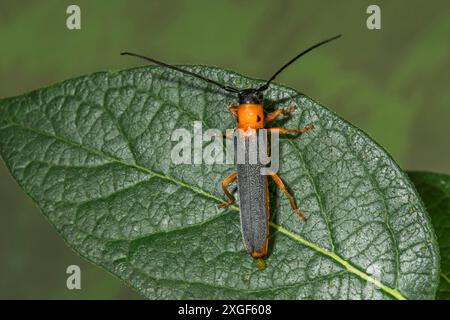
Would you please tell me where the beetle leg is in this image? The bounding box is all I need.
[218,171,237,209]
[268,124,314,135]
[207,102,236,138]
[207,130,234,138]
[223,130,235,138]
[265,106,296,122]
[229,103,237,117]
[269,172,306,221]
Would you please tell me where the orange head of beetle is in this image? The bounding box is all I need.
[237,89,265,130]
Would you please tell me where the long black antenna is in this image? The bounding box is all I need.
[258,34,342,91]
[121,52,240,93]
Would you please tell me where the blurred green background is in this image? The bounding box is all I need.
[0,0,449,299]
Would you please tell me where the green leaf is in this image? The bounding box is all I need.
[0,66,439,299]
[408,171,450,299]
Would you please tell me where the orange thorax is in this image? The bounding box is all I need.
[237,104,264,130]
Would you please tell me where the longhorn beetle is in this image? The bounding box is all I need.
[121,35,341,267]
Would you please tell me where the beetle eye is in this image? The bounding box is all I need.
[256,115,261,122]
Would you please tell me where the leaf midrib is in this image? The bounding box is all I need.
[1,120,407,300]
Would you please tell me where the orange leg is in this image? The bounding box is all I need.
[208,130,234,138]
[268,124,314,135]
[214,103,236,138]
[223,130,235,138]
[229,103,237,116]
[218,171,237,209]
[265,106,296,122]
[269,172,306,221]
